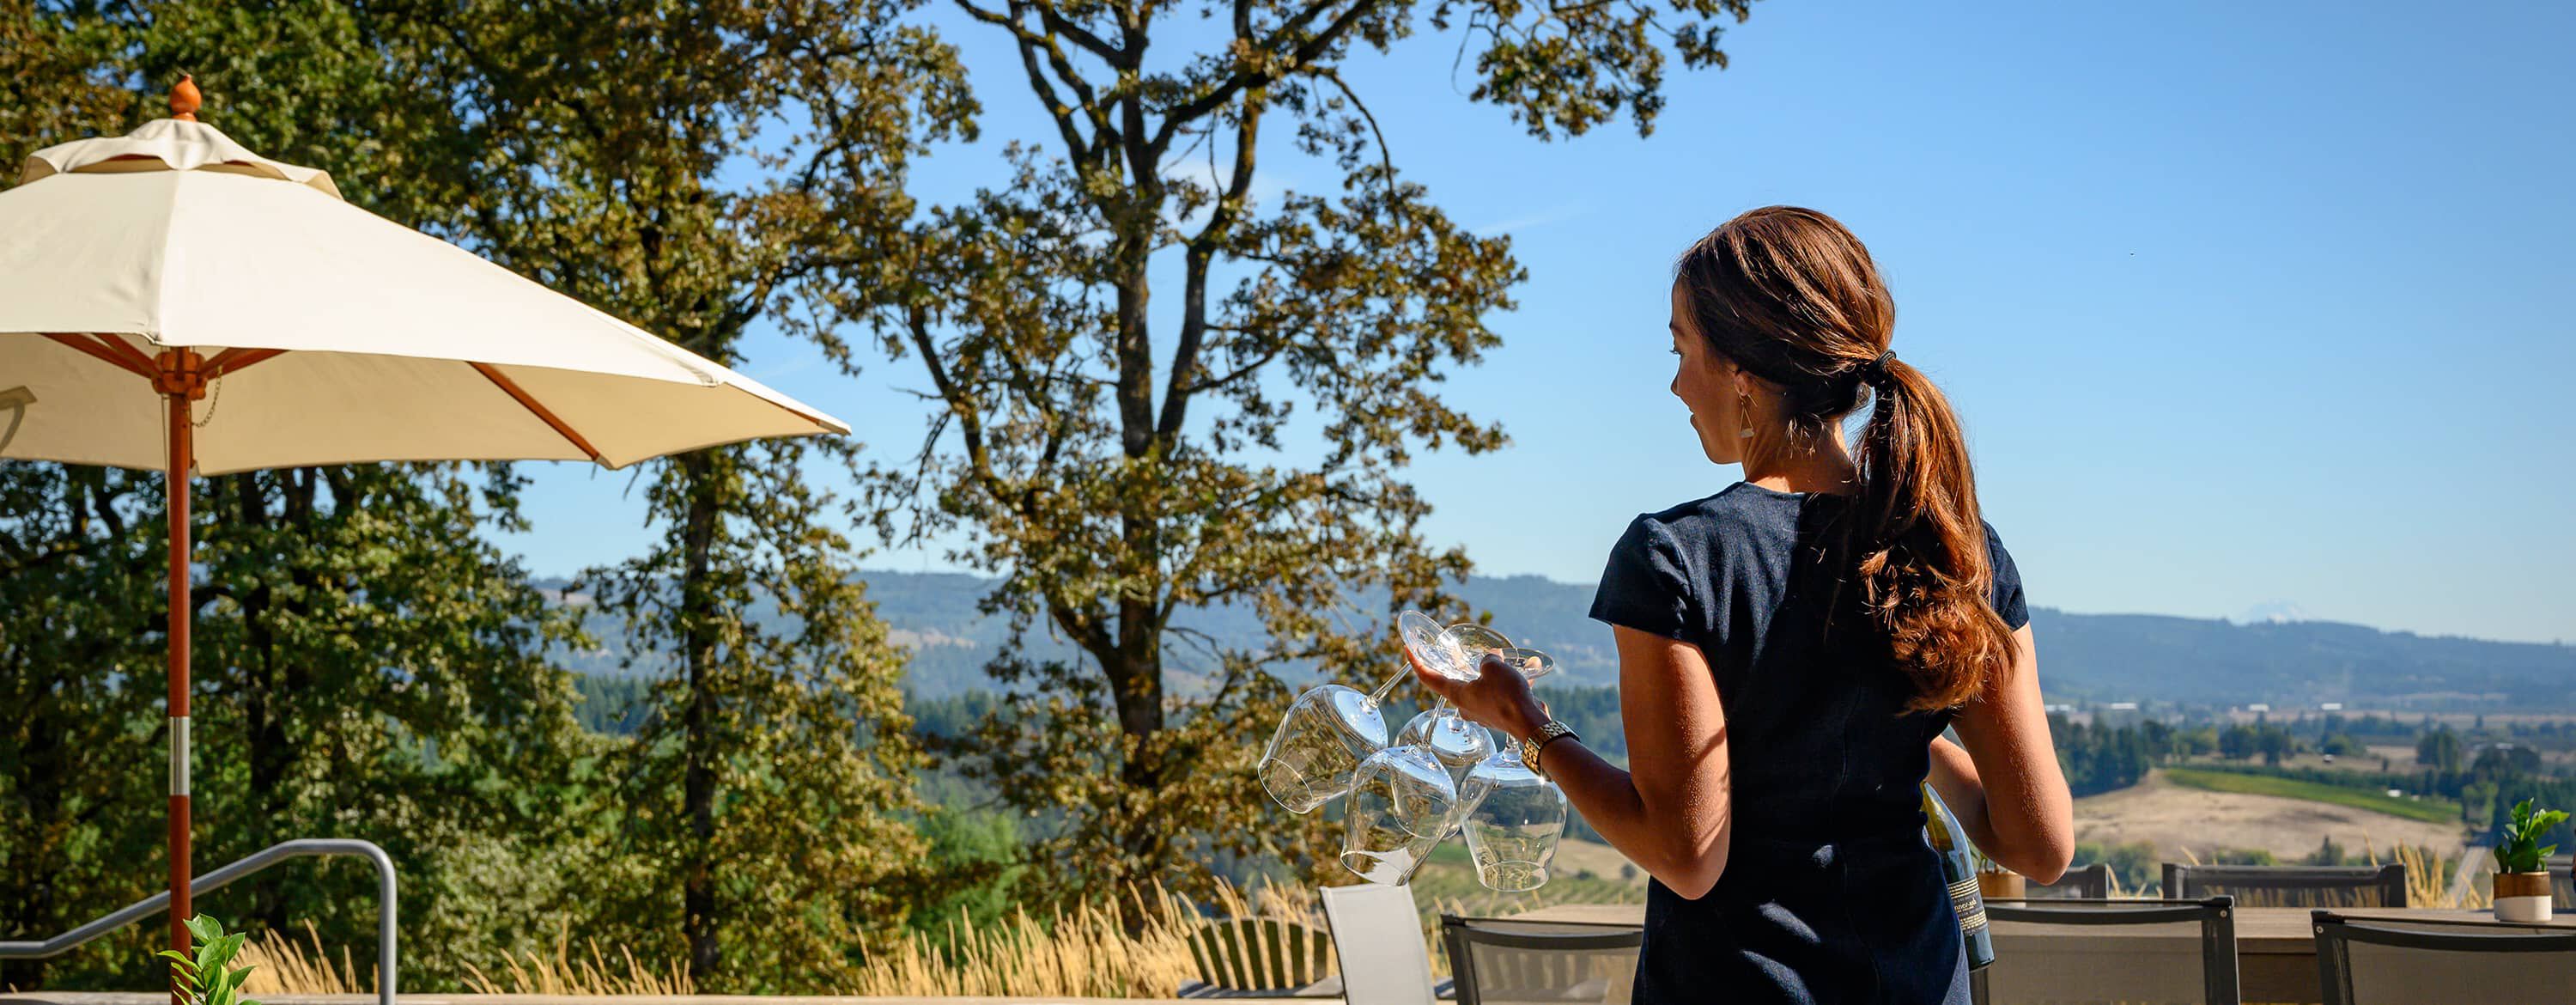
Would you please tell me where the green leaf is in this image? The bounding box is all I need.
[183,914,224,945]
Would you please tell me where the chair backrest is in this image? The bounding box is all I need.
[1981,897,2239,1005]
[2313,910,2576,1005]
[2025,862,2111,899]
[1439,915,1643,1005]
[1186,917,1333,993]
[1320,884,1437,1005]
[2162,863,2408,908]
[2548,855,2573,909]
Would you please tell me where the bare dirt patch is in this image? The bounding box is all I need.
[2074,770,2469,862]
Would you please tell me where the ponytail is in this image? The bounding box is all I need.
[1850,357,2015,710]
[1674,205,2016,710]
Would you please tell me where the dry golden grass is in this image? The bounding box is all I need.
[239,921,369,996]
[847,878,1329,997]
[457,923,693,996]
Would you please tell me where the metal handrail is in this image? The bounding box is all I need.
[0,838,395,1005]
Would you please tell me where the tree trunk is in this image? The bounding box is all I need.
[677,449,722,984]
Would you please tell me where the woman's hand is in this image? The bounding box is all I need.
[1408,649,1552,743]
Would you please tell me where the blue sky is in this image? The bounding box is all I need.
[492,0,2576,645]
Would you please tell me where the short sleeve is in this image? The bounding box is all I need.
[1984,521,2029,630]
[1588,516,1693,641]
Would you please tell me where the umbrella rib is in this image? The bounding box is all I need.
[88,334,160,373]
[43,333,155,380]
[469,362,605,465]
[204,347,286,379]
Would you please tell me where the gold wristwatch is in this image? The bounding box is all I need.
[1519,721,1579,777]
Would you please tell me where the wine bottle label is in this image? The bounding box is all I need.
[1947,875,1987,932]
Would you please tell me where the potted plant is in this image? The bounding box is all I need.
[1971,846,2024,900]
[2490,799,2567,923]
[156,915,261,1005]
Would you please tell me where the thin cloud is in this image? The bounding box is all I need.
[1472,203,1585,237]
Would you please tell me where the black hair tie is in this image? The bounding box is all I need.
[1860,350,1897,386]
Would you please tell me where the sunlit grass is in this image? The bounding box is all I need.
[2163,767,2462,825]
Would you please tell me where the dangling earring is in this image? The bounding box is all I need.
[1736,388,1756,440]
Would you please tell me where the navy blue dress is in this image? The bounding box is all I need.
[1588,482,2030,1005]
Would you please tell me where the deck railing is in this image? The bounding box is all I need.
[0,838,396,1005]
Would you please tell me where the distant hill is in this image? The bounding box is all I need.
[540,571,2576,710]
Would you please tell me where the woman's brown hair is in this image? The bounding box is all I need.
[1674,205,2014,710]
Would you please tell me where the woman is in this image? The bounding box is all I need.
[1414,206,2075,1004]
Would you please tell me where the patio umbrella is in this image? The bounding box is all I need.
[0,78,848,971]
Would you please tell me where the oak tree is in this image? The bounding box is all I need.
[829,0,1758,894]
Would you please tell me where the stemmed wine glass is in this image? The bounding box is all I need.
[1395,616,1562,833]
[1397,619,1507,772]
[1338,741,1456,884]
[1336,611,1565,886]
[1260,662,1412,814]
[1456,728,1570,892]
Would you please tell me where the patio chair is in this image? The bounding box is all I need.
[1317,883,1451,1005]
[1438,915,1642,1005]
[1977,897,2239,1005]
[2023,862,2111,899]
[2162,862,2407,908]
[2313,910,2576,1005]
[1180,917,1334,998]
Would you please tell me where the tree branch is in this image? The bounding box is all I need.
[1156,88,1263,442]
[1147,0,1378,155]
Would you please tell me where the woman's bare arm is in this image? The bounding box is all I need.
[1929,624,2074,881]
[1414,625,1733,898]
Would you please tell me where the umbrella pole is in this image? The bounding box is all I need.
[162,359,194,995]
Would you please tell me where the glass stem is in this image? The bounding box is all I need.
[1366,662,1409,706]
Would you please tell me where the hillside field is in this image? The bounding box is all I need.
[2161,767,2462,825]
[2072,769,2469,866]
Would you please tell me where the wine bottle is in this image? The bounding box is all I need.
[1922,784,1995,970]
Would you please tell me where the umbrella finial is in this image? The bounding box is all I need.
[170,75,201,122]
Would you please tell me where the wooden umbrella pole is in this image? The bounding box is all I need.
[156,350,202,992]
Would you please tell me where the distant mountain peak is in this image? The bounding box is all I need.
[2234,600,2311,625]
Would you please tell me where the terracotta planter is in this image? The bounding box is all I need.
[1978,871,2025,900]
[2493,871,2553,923]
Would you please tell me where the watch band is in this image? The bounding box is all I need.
[1520,722,1579,777]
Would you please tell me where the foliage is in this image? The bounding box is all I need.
[2069,840,2160,896]
[821,0,1760,903]
[0,465,169,989]
[1,0,972,993]
[2218,722,2300,765]
[2493,799,2569,874]
[2051,715,2156,796]
[908,806,1031,946]
[156,916,259,1005]
[2418,727,2466,772]
[380,1,975,987]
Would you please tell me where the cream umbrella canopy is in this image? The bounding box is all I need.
[0,80,848,968]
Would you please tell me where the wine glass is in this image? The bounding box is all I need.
[1259,663,1410,813]
[1457,729,1569,892]
[1397,617,1561,832]
[1340,742,1458,884]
